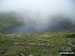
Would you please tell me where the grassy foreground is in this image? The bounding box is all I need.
[0,31,75,56]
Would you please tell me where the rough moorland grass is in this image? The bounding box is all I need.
[0,31,75,56]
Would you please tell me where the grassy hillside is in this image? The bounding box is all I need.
[0,12,24,30]
[0,31,75,56]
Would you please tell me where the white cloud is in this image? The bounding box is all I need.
[0,0,75,29]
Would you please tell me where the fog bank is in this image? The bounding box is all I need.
[0,0,75,31]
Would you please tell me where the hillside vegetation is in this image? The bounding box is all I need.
[0,12,24,30]
[0,31,75,56]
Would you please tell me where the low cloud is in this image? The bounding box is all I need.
[0,0,75,31]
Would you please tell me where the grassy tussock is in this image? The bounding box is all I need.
[0,31,75,56]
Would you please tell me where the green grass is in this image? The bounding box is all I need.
[0,31,75,56]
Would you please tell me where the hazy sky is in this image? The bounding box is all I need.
[0,0,75,14]
[0,0,75,29]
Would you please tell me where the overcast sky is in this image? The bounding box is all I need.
[0,0,75,22]
[0,0,75,14]
[0,0,75,30]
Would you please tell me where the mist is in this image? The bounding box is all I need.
[0,0,75,32]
